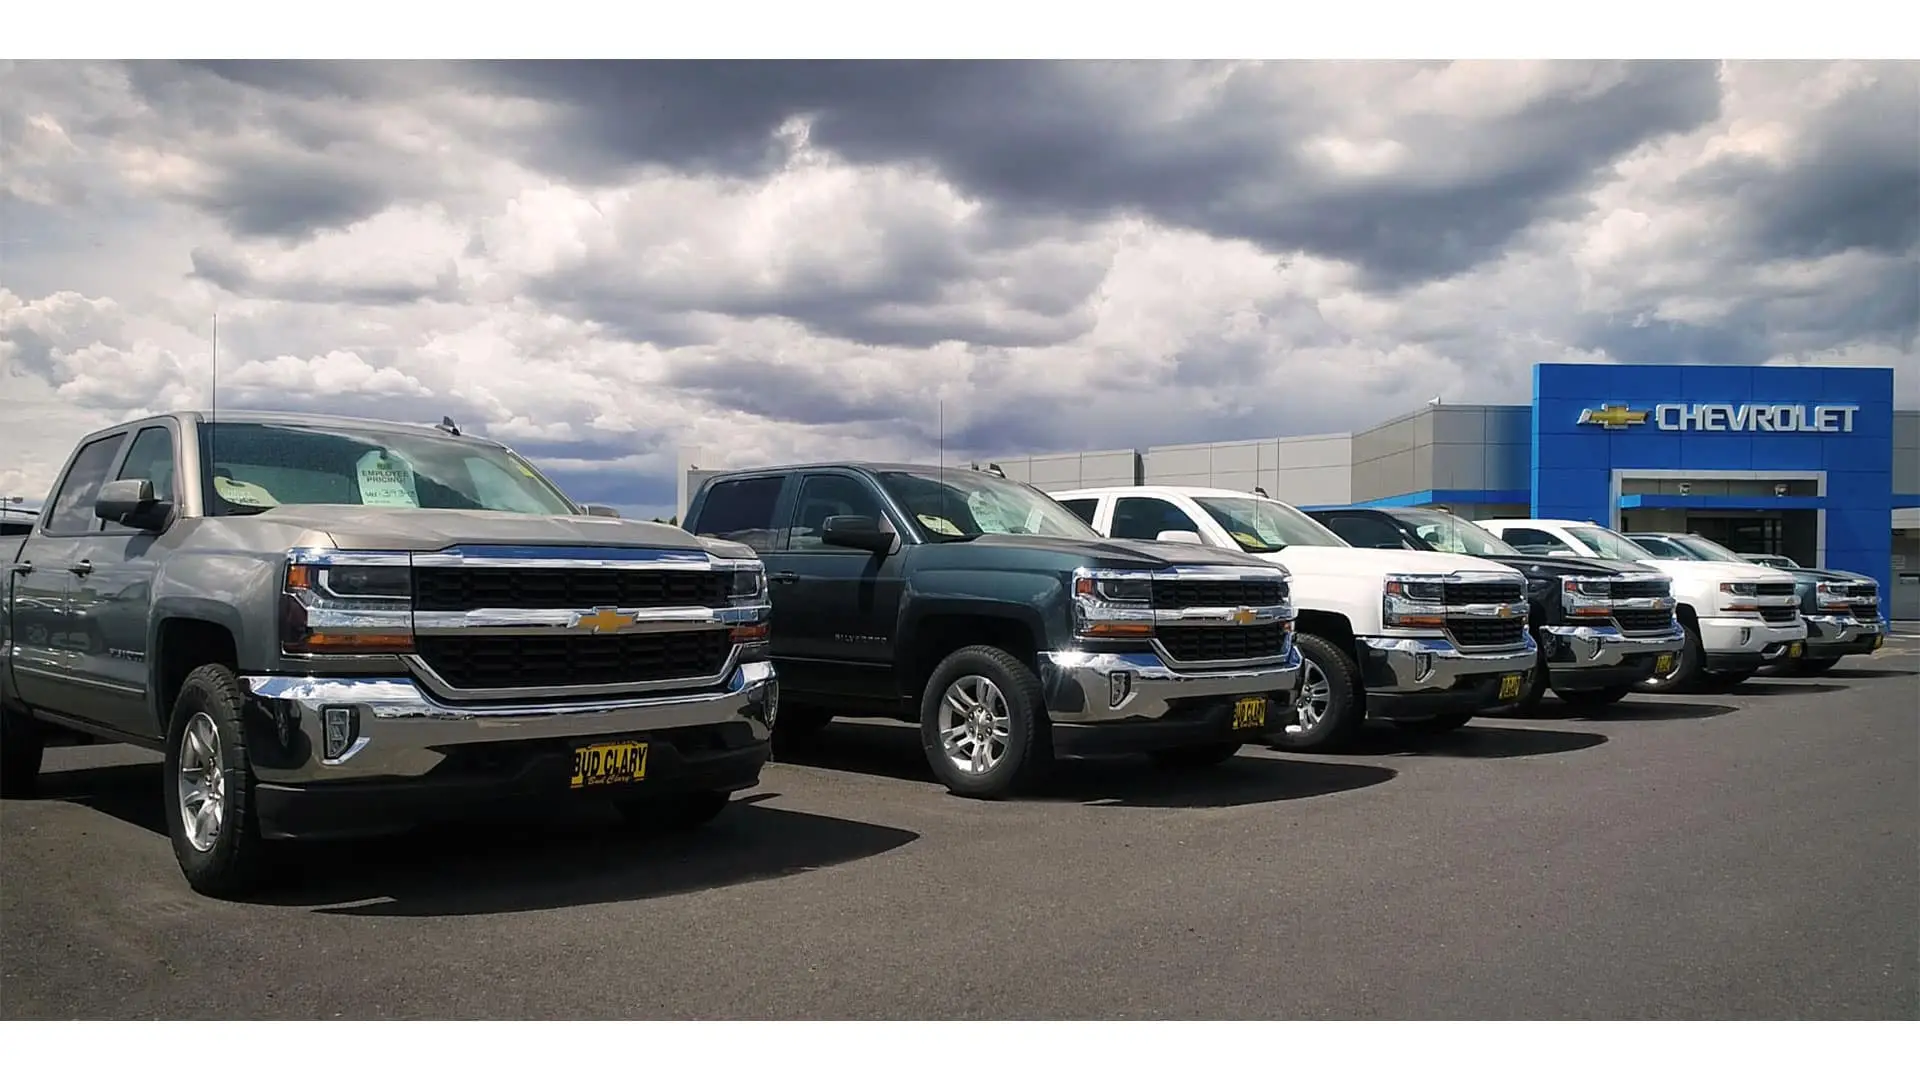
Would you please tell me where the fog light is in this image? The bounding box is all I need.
[764,681,780,728]
[1109,670,1132,708]
[321,706,356,763]
[1413,652,1433,682]
[1739,627,1752,646]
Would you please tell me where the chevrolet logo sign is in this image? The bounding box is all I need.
[1230,607,1258,625]
[574,607,636,634]
[1577,404,1649,430]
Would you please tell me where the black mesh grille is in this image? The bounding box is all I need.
[1759,606,1799,624]
[1156,624,1290,663]
[414,567,732,611]
[1849,603,1881,621]
[1151,578,1288,610]
[1614,608,1675,634]
[1446,616,1528,647]
[1754,582,1796,597]
[416,629,732,690]
[1609,578,1668,600]
[1442,581,1524,606]
[1842,584,1878,599]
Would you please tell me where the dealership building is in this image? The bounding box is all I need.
[679,363,1918,618]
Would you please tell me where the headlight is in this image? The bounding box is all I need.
[1382,573,1448,632]
[1072,568,1156,639]
[282,550,415,655]
[721,562,771,653]
[1719,581,1757,597]
[730,567,767,601]
[1561,576,1612,618]
[1813,582,1851,611]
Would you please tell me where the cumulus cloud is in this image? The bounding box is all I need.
[0,58,1914,516]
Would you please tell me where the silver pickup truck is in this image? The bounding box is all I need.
[2,411,779,896]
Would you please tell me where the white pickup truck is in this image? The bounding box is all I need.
[1051,486,1536,750]
[1473,518,1806,692]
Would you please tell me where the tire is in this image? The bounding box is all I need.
[163,664,271,898]
[1391,713,1473,735]
[614,790,730,832]
[1552,684,1633,709]
[1269,633,1365,752]
[1148,742,1241,769]
[918,645,1049,799]
[1640,618,1706,693]
[0,704,46,797]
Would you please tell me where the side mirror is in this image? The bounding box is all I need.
[582,503,621,519]
[821,514,894,554]
[95,478,169,531]
[1155,529,1206,545]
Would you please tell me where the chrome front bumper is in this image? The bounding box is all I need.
[1038,646,1302,724]
[1539,622,1687,670]
[1804,614,1887,653]
[241,660,778,785]
[1356,635,1537,717]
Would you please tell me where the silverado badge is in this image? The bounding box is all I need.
[1577,404,1649,430]
[574,607,636,634]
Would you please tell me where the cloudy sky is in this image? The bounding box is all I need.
[2,59,1916,517]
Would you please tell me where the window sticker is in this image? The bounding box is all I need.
[966,492,1012,533]
[1022,505,1046,534]
[213,475,279,508]
[917,513,962,536]
[1251,516,1286,545]
[355,449,419,507]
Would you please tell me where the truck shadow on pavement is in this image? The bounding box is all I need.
[774,720,1395,808]
[1719,680,1846,696]
[19,763,919,918]
[1512,700,1738,723]
[1285,723,1608,760]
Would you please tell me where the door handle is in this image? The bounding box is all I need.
[9,561,28,576]
[68,560,93,577]
[768,570,799,585]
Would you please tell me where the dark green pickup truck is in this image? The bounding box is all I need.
[682,461,1304,797]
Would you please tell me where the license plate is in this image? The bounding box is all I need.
[571,741,649,789]
[1653,653,1675,675]
[1498,673,1524,700]
[1788,641,1804,658]
[1231,696,1268,731]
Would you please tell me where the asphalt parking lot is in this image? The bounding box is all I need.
[3,638,1916,1020]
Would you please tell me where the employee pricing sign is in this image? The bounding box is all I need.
[1578,402,1860,434]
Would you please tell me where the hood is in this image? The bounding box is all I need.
[1478,553,1653,579]
[1260,544,1524,580]
[1789,566,1877,586]
[1638,557,1796,584]
[229,505,747,559]
[966,532,1277,571]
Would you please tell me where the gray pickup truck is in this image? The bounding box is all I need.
[2,411,779,896]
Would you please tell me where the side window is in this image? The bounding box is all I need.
[693,476,785,552]
[1056,497,1098,526]
[98,426,178,535]
[41,434,128,535]
[0,517,31,537]
[1501,527,1575,554]
[1110,497,1201,541]
[1634,536,1681,557]
[786,474,890,552]
[1322,514,1410,550]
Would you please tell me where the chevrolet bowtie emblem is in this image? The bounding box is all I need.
[574,607,635,634]
[1231,607,1258,625]
[1577,404,1649,430]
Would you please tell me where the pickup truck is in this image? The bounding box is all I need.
[1305,506,1683,711]
[680,462,1302,798]
[1627,532,1886,673]
[1050,486,1537,751]
[1473,518,1806,692]
[2,410,778,896]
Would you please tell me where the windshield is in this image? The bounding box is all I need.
[1192,496,1348,553]
[1564,525,1657,561]
[873,468,1102,541]
[196,421,581,517]
[1662,533,1753,564]
[1387,508,1519,557]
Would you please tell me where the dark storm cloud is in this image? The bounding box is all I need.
[665,356,925,427]
[536,464,676,514]
[470,60,1723,287]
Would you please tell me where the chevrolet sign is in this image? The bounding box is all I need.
[1580,402,1860,434]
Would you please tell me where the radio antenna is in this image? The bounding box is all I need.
[209,313,218,506]
[938,395,947,530]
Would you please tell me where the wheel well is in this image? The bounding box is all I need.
[155,618,237,721]
[1294,609,1356,653]
[906,616,1038,694]
[1674,603,1699,628]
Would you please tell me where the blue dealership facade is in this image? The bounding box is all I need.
[678,362,1918,616]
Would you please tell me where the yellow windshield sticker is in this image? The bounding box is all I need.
[213,475,279,508]
[917,513,962,535]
